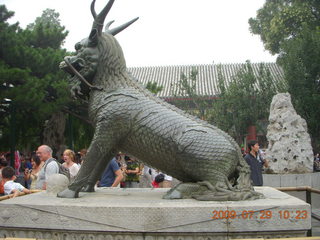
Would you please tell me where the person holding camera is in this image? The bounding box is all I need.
[24,153,43,190]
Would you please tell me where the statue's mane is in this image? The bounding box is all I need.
[97,33,127,75]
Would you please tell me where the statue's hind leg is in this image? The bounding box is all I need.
[193,178,263,201]
[162,178,227,200]
[162,182,204,199]
[163,177,263,201]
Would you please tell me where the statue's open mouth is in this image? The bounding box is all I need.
[59,57,84,76]
[60,57,102,91]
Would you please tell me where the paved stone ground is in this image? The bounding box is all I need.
[312,212,320,236]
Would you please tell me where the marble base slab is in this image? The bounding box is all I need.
[0,187,311,239]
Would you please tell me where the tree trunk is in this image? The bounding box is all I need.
[42,111,67,158]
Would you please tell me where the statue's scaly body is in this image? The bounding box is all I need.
[58,0,261,200]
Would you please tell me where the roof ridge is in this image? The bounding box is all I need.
[128,62,278,69]
[127,62,283,98]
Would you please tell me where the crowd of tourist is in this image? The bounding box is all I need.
[0,146,173,198]
[97,153,172,189]
[2,142,320,199]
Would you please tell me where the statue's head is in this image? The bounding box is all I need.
[60,0,138,97]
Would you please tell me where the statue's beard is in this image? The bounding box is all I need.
[63,57,102,92]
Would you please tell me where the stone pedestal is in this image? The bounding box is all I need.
[0,187,311,239]
[263,172,320,188]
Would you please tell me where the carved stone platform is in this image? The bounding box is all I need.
[0,187,311,240]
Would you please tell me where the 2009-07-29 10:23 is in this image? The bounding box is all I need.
[211,210,308,220]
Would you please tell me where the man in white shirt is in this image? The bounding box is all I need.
[36,145,59,190]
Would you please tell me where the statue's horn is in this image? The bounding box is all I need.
[106,17,139,36]
[90,0,97,19]
[89,0,138,45]
[105,20,115,30]
[91,0,115,35]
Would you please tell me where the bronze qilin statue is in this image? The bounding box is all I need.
[58,0,262,201]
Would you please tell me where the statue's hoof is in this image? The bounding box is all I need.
[57,188,79,198]
[81,185,95,192]
[162,182,204,199]
[163,189,182,199]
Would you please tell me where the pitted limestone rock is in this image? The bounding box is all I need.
[57,0,261,201]
[266,93,313,173]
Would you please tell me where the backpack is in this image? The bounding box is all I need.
[44,158,70,180]
[155,173,165,183]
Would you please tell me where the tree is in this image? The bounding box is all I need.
[168,63,282,145]
[209,62,282,144]
[249,0,320,150]
[171,68,208,119]
[145,81,163,95]
[26,9,68,49]
[249,0,320,55]
[0,5,70,153]
[0,5,101,156]
[278,26,320,149]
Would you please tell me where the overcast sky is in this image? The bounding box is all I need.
[1,0,277,67]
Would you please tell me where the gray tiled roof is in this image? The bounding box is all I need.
[128,63,284,98]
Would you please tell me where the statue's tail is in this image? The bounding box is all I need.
[234,151,253,191]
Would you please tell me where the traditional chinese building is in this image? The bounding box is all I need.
[128,62,285,147]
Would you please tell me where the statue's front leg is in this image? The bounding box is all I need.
[57,141,107,198]
[58,123,117,198]
[81,153,114,192]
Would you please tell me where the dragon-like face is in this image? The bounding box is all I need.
[59,0,138,98]
[61,39,99,80]
[59,38,100,97]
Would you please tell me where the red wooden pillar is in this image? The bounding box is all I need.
[246,125,257,142]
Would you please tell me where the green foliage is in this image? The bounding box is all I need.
[175,68,198,98]
[26,9,68,49]
[168,63,281,144]
[250,0,320,150]
[209,62,279,142]
[0,5,71,151]
[171,68,208,119]
[278,25,320,149]
[145,81,163,94]
[65,115,94,151]
[249,0,320,54]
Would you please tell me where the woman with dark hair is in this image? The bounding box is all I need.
[24,153,43,189]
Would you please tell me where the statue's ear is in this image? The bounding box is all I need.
[88,28,98,47]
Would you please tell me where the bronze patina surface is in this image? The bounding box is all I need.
[58,0,262,201]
